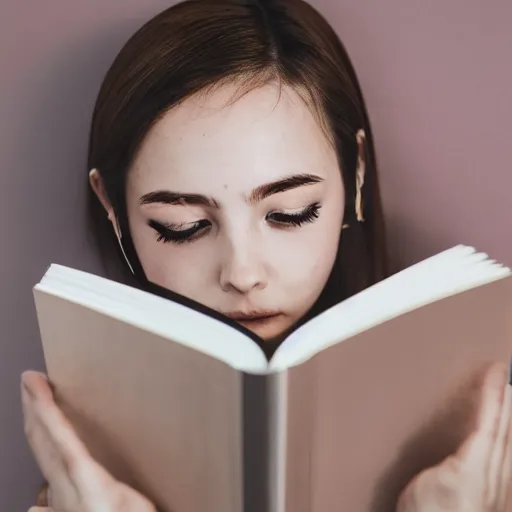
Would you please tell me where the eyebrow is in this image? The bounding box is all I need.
[139,173,324,208]
[140,190,219,208]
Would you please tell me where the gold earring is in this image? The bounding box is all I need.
[355,129,366,222]
[342,223,350,230]
[109,213,135,276]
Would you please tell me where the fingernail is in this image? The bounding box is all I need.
[20,373,34,400]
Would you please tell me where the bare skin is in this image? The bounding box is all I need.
[397,362,512,511]
[23,363,512,512]
[90,84,346,343]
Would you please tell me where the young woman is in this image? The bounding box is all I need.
[23,0,512,510]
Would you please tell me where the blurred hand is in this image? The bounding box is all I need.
[22,371,156,512]
[397,362,512,511]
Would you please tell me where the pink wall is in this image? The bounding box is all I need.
[1,0,511,509]
[314,0,512,269]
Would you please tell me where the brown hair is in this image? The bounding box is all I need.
[87,0,388,318]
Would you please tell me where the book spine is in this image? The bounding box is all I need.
[242,371,286,512]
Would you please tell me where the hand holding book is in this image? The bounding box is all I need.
[397,362,512,512]
[22,371,156,512]
[23,363,512,512]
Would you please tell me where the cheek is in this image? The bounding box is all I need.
[127,214,187,287]
[129,216,219,299]
[133,233,205,289]
[269,204,343,294]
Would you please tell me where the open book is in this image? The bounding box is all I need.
[33,245,512,512]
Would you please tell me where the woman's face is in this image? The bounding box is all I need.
[122,83,345,341]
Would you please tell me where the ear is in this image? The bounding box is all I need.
[89,168,121,239]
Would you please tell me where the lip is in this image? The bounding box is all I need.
[223,310,282,322]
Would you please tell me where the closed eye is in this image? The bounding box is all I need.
[266,202,321,227]
[149,202,321,245]
[148,219,211,244]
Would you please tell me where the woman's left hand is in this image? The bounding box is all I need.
[397,362,512,512]
[22,371,156,512]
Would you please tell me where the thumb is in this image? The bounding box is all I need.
[456,362,509,468]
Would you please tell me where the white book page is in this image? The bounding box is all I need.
[270,245,511,371]
[35,265,269,373]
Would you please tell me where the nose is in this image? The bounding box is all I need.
[219,237,268,294]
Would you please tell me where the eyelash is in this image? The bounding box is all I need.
[149,202,322,244]
[266,202,321,227]
[148,219,211,244]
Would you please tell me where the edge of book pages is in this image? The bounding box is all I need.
[34,245,511,374]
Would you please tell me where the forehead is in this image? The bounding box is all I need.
[129,83,339,193]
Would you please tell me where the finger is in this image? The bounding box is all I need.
[21,375,74,491]
[36,483,49,506]
[28,508,50,512]
[22,371,111,507]
[456,362,509,468]
[22,372,91,462]
[487,380,512,506]
[497,384,512,509]
[22,371,104,489]
[22,372,118,508]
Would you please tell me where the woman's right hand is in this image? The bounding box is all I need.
[22,371,156,512]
